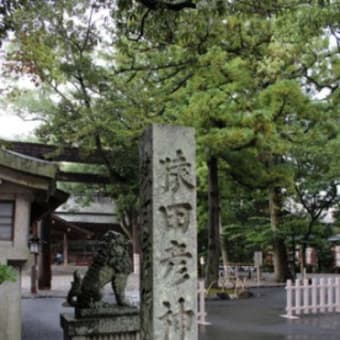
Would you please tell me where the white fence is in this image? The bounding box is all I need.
[197,280,210,325]
[283,277,340,319]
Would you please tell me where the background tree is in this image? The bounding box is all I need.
[3,0,150,255]
[3,0,339,284]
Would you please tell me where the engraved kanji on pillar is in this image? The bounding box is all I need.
[140,125,197,340]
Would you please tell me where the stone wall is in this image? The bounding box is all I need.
[0,181,31,261]
[0,266,21,340]
[0,182,32,340]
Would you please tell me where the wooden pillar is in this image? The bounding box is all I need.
[63,232,68,265]
[38,217,52,289]
[30,221,38,294]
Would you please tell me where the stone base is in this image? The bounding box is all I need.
[0,266,21,340]
[60,306,140,340]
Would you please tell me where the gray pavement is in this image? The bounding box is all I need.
[22,298,68,340]
[199,287,340,340]
[22,287,340,340]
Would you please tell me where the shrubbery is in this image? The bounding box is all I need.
[0,264,16,284]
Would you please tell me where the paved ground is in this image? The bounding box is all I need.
[199,288,340,340]
[21,268,340,339]
[22,298,67,340]
[22,288,340,340]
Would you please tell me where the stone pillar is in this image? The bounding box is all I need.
[140,125,197,340]
[0,265,21,340]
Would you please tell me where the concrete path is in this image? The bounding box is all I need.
[22,287,340,340]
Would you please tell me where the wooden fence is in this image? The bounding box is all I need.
[283,277,340,319]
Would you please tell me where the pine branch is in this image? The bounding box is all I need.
[127,8,151,42]
[138,0,196,11]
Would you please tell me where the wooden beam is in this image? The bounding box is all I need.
[56,171,111,184]
[51,215,95,238]
[2,140,128,184]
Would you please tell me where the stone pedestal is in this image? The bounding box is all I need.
[60,306,140,340]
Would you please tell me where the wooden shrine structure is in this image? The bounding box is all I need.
[1,140,130,290]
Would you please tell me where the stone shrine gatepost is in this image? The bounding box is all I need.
[140,125,198,340]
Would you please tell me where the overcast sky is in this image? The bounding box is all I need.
[0,112,40,140]
[0,34,41,141]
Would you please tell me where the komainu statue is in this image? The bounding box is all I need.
[67,230,132,308]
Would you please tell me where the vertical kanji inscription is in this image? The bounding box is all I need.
[140,125,197,340]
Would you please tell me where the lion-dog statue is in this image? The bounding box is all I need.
[67,230,132,308]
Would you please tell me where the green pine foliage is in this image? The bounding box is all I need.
[2,0,339,273]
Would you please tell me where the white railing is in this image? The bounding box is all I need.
[283,277,340,319]
[197,280,210,325]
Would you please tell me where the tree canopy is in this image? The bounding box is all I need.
[2,0,339,283]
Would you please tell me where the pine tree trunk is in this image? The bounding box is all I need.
[269,187,290,282]
[219,216,228,269]
[132,222,141,274]
[206,156,221,287]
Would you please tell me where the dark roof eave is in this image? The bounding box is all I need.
[31,189,70,223]
[49,214,95,237]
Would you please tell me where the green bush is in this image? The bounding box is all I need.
[0,264,16,284]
